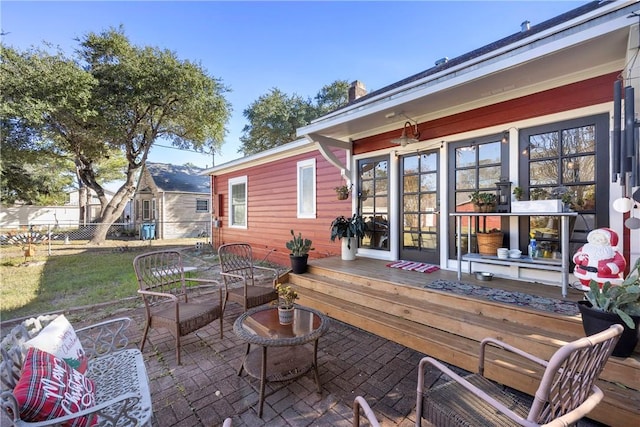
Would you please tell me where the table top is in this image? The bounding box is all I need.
[233,305,329,347]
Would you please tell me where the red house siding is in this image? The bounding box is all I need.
[211,148,351,266]
[354,72,618,153]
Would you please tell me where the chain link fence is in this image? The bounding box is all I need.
[0,221,212,255]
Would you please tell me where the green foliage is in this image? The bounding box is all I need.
[239,80,349,155]
[330,214,366,248]
[584,258,640,329]
[512,186,523,201]
[469,191,496,205]
[286,229,314,256]
[1,27,231,241]
[275,283,298,308]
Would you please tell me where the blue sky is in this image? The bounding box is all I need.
[2,0,587,169]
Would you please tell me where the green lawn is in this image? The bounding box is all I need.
[0,240,218,321]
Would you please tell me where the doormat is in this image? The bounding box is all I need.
[424,279,578,316]
[386,260,440,273]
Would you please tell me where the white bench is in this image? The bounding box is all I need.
[1,315,152,426]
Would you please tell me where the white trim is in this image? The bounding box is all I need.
[228,176,248,229]
[297,1,636,138]
[201,138,315,175]
[297,159,316,219]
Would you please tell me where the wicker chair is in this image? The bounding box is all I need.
[133,250,223,365]
[416,324,623,427]
[218,243,279,312]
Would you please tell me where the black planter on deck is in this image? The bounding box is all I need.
[289,254,308,274]
[577,301,640,357]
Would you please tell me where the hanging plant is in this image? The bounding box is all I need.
[335,185,350,200]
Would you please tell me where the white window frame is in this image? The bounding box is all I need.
[195,198,209,213]
[228,176,248,228]
[297,159,316,218]
[142,200,151,220]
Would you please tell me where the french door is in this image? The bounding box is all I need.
[400,150,440,263]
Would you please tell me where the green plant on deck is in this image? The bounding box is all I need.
[330,214,366,249]
[583,258,640,329]
[286,230,314,256]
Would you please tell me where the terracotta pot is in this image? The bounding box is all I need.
[577,301,639,357]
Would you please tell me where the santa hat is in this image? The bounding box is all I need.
[590,227,619,247]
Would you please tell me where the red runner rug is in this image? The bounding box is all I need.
[386,260,440,273]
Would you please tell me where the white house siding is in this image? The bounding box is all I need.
[0,206,80,230]
[157,192,210,239]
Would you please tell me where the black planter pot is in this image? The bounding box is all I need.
[577,301,640,357]
[289,254,308,274]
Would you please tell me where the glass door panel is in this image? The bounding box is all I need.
[400,150,439,263]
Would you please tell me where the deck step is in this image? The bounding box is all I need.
[286,263,639,427]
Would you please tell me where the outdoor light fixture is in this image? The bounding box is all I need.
[390,121,420,147]
[501,127,518,143]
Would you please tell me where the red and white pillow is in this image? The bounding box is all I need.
[24,315,88,373]
[14,347,96,427]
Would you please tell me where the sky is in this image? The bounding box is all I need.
[2,0,589,170]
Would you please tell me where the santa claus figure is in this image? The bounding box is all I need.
[573,227,626,291]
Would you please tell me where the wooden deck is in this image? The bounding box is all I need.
[284,257,640,427]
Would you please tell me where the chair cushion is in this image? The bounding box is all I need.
[14,347,97,427]
[421,374,531,427]
[25,314,88,373]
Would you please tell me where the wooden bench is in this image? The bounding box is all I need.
[1,315,152,426]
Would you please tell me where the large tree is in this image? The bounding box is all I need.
[1,28,231,243]
[239,80,349,155]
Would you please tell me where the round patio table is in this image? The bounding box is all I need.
[233,304,329,417]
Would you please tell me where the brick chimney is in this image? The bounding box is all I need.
[348,80,367,102]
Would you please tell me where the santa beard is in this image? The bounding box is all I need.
[580,243,615,265]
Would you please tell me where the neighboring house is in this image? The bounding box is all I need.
[204,1,639,282]
[66,187,118,224]
[133,162,211,239]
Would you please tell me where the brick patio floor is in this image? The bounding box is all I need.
[131,300,424,427]
[2,292,607,427]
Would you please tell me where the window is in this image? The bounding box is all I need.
[228,176,247,228]
[142,200,151,220]
[196,199,209,213]
[297,159,316,218]
[519,114,609,256]
[142,199,157,220]
[358,156,389,250]
[448,135,508,258]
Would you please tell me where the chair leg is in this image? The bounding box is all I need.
[140,322,150,352]
[176,334,182,365]
[219,288,224,339]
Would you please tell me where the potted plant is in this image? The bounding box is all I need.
[335,185,350,200]
[275,283,298,324]
[476,227,504,256]
[469,191,497,213]
[577,257,640,357]
[512,186,524,201]
[330,213,366,260]
[286,230,314,274]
